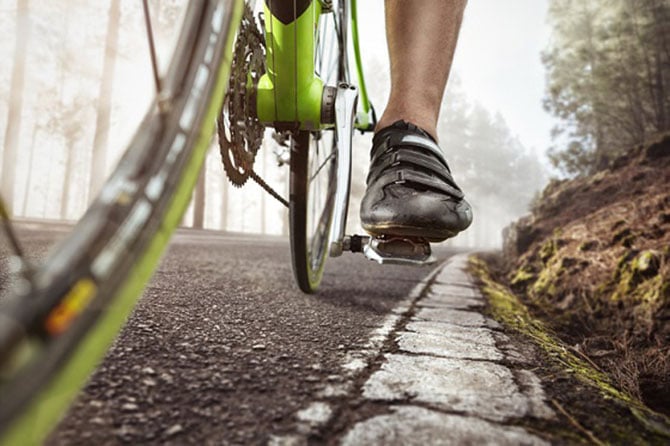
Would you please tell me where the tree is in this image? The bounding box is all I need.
[89,0,121,202]
[437,77,547,247]
[543,0,670,176]
[2,0,30,214]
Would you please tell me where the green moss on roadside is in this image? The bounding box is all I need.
[611,250,663,303]
[471,257,622,396]
[531,263,558,297]
[510,267,535,287]
[539,239,557,264]
[468,255,670,440]
[523,236,572,299]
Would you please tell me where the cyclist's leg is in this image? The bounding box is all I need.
[360,0,472,242]
[376,0,467,140]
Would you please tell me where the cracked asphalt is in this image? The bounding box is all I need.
[3,224,558,445]
[0,224,447,444]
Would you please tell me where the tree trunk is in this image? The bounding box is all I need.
[193,163,206,229]
[261,148,267,233]
[221,170,228,231]
[2,0,30,215]
[89,0,121,202]
[58,4,74,220]
[60,137,76,219]
[21,126,38,216]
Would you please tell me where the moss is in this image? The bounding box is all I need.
[470,257,621,395]
[532,266,557,297]
[510,267,535,287]
[530,251,573,298]
[612,264,635,302]
[539,239,556,264]
[468,256,670,439]
[635,250,661,277]
[611,250,663,302]
[640,275,664,304]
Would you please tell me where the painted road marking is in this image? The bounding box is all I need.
[271,254,554,445]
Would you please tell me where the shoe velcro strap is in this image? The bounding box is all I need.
[367,150,458,191]
[371,133,449,169]
[374,169,465,200]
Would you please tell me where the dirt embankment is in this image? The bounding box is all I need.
[501,133,670,416]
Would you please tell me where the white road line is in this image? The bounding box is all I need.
[271,254,555,445]
[269,257,449,444]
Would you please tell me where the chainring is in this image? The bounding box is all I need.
[217,6,265,187]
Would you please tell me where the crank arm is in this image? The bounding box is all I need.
[328,83,358,257]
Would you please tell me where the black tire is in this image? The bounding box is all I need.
[288,1,348,293]
[0,1,242,443]
[289,131,338,292]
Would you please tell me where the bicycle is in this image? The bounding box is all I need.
[0,0,435,443]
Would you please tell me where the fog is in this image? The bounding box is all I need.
[0,1,551,249]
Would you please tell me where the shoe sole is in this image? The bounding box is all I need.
[362,222,459,243]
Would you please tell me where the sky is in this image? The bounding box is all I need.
[357,0,554,159]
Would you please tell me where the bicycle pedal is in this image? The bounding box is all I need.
[343,235,436,266]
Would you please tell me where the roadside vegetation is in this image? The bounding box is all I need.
[473,0,670,438]
[543,0,670,177]
[501,133,670,415]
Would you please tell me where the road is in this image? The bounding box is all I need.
[3,224,561,445]
[1,225,447,444]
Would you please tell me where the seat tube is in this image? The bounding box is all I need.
[256,0,325,130]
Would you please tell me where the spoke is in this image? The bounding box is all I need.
[142,0,162,96]
[309,149,336,183]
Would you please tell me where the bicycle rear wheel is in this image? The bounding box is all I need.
[0,1,242,443]
[289,130,338,293]
[289,1,348,293]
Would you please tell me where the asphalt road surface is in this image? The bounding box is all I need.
[1,223,458,444]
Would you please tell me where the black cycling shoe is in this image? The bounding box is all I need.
[360,120,473,242]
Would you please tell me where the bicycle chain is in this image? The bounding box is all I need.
[250,170,289,208]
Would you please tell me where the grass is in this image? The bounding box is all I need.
[469,255,670,441]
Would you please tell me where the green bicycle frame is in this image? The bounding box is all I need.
[256,1,325,130]
[255,0,373,131]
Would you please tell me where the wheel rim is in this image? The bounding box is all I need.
[302,1,346,290]
[305,132,337,282]
[0,2,242,441]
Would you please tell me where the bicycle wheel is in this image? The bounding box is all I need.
[0,1,243,443]
[289,1,349,293]
[289,130,338,293]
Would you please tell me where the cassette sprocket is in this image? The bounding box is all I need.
[217,6,265,187]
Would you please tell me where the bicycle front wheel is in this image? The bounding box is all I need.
[288,1,348,293]
[0,1,242,443]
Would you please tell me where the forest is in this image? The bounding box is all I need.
[544,0,670,175]
[3,0,665,248]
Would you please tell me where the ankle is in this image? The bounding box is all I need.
[376,114,438,141]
